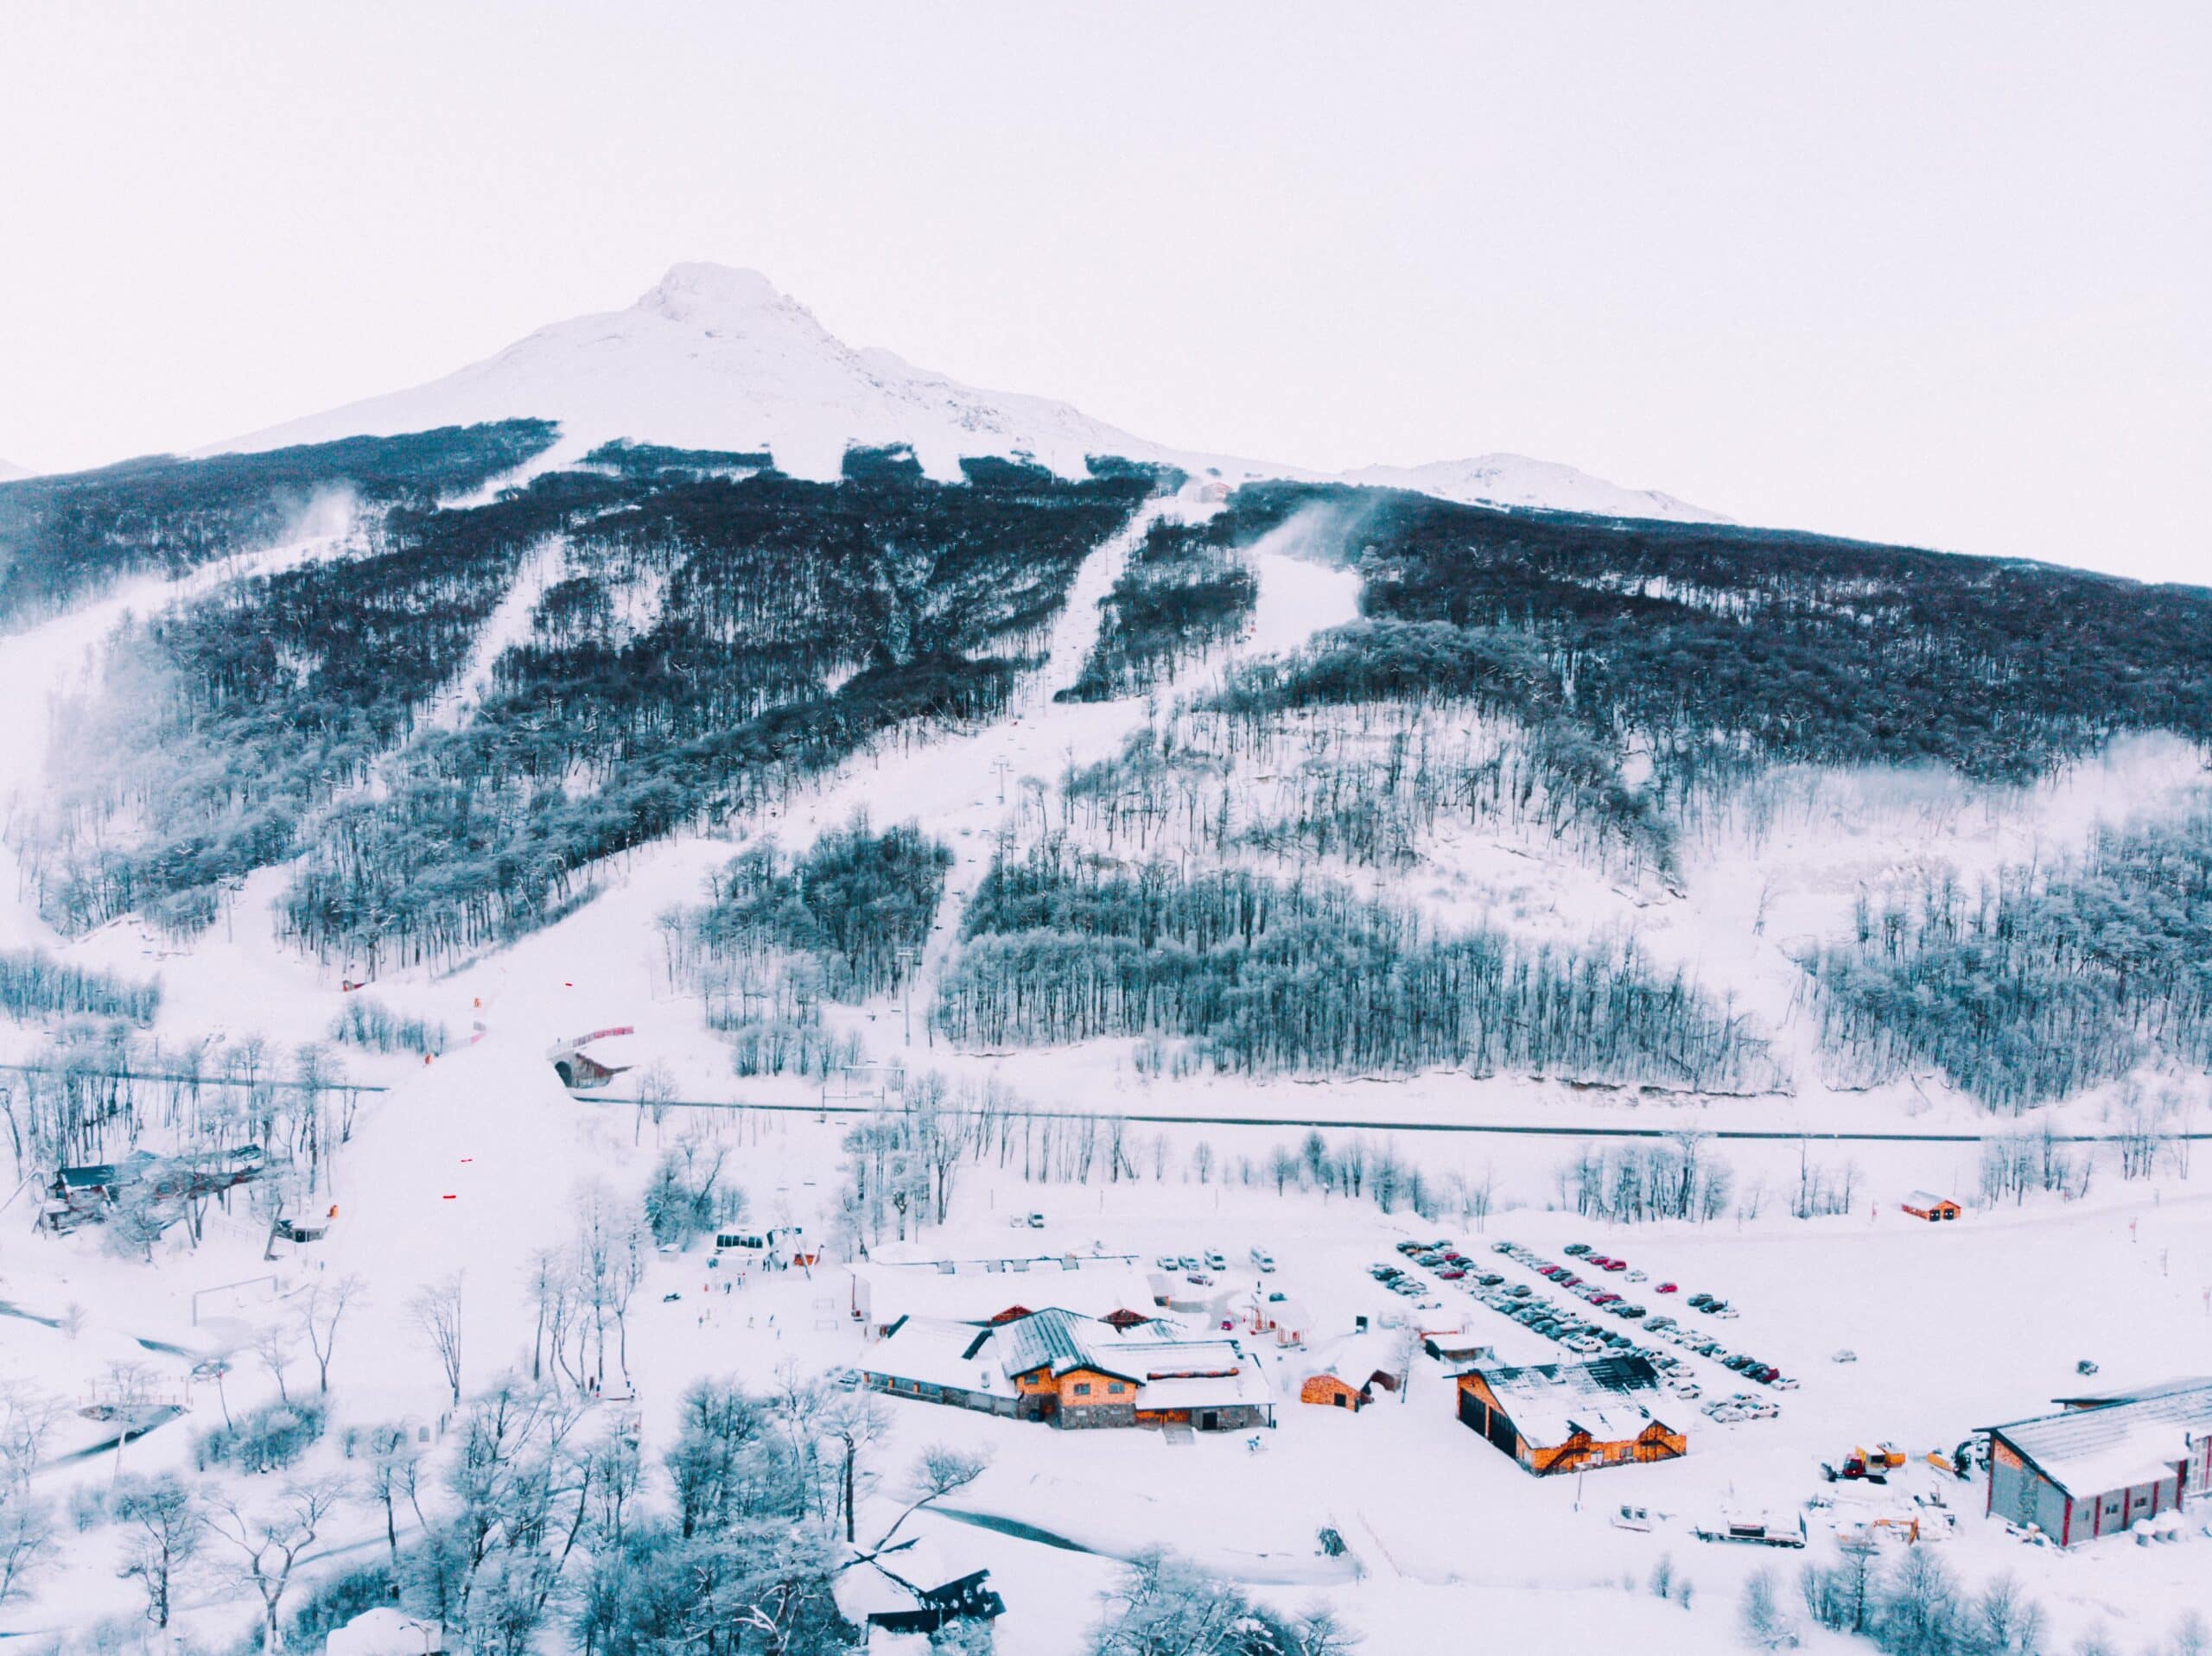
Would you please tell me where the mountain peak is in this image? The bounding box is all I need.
[634,263,804,327]
[203,269,1718,520]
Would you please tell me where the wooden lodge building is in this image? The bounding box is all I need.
[860,1305,1272,1432]
[1455,1356,1686,1475]
[1901,1191,1962,1221]
[1984,1377,2212,1545]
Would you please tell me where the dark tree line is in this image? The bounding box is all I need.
[1803,809,2212,1111]
[937,835,1776,1090]
[0,422,555,626]
[17,455,1159,971]
[281,465,1147,969]
[669,816,952,1003]
[1216,481,2212,789]
[1059,517,1258,701]
[18,467,631,937]
[0,947,161,1025]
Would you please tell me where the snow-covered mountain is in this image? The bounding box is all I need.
[1343,454,1722,523]
[215,262,1719,517]
[0,457,34,483]
[216,263,1224,485]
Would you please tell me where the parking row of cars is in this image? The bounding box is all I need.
[1158,1246,1278,1286]
[1478,1240,1796,1412]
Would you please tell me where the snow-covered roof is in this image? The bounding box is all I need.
[864,1317,1006,1395]
[1467,1356,1673,1449]
[1304,1330,1400,1385]
[327,1608,440,1656]
[863,1307,1260,1407]
[1988,1380,2212,1497]
[852,1260,1161,1328]
[1904,1190,1955,1209]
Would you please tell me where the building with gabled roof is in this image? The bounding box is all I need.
[849,1259,1164,1339]
[1983,1377,2212,1545]
[860,1305,1272,1432]
[1299,1331,1404,1413]
[1454,1355,1685,1475]
[1901,1191,1961,1221]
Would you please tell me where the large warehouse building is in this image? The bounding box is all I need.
[1454,1355,1686,1475]
[1983,1377,2212,1545]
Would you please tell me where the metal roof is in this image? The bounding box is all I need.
[1986,1380,2212,1497]
[1463,1355,1670,1449]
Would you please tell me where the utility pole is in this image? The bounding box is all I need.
[990,758,1013,804]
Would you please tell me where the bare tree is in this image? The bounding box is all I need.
[358,1421,425,1577]
[113,1472,203,1628]
[873,1444,989,1554]
[821,1391,892,1544]
[410,1274,465,1407]
[0,1385,64,1490]
[0,1491,54,1607]
[299,1274,364,1395]
[253,1321,297,1405]
[207,1479,346,1653]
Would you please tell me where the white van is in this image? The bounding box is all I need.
[1250,1247,1276,1272]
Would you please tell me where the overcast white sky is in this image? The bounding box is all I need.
[2,3,2206,581]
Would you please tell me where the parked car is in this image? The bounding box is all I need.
[1711,1304,1739,1320]
[1491,1240,1516,1254]
[1507,1284,1534,1298]
[1656,1282,1679,1294]
[1617,1305,1647,1320]
[1205,1249,1228,1271]
[1155,1255,1180,1272]
[1251,1247,1277,1272]
[1476,1272,1504,1287]
[1831,1348,1859,1364]
[1178,1255,1203,1272]
[1438,1267,1465,1280]
[1396,1240,1425,1255]
[1564,1242,1592,1257]
[1688,1292,1716,1309]
[1646,1316,1676,1332]
[1602,1259,1628,1273]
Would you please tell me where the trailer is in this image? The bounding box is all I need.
[1695,1511,1807,1548]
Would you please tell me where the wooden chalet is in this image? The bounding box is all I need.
[861,1306,1272,1432]
[1455,1356,1686,1475]
[1900,1191,1962,1221]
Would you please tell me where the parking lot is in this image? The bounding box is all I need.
[1364,1235,1795,1426]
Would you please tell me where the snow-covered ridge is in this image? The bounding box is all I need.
[209,263,1722,520]
[1343,454,1725,524]
[0,456,35,482]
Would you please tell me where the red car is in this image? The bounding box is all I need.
[1591,1291,1622,1307]
[1656,1282,1679,1294]
[1438,1267,1466,1280]
[1588,1256,1614,1269]
[1602,1259,1628,1272]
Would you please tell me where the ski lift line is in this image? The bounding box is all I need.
[584,1092,2212,1144]
[0,1062,388,1094]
